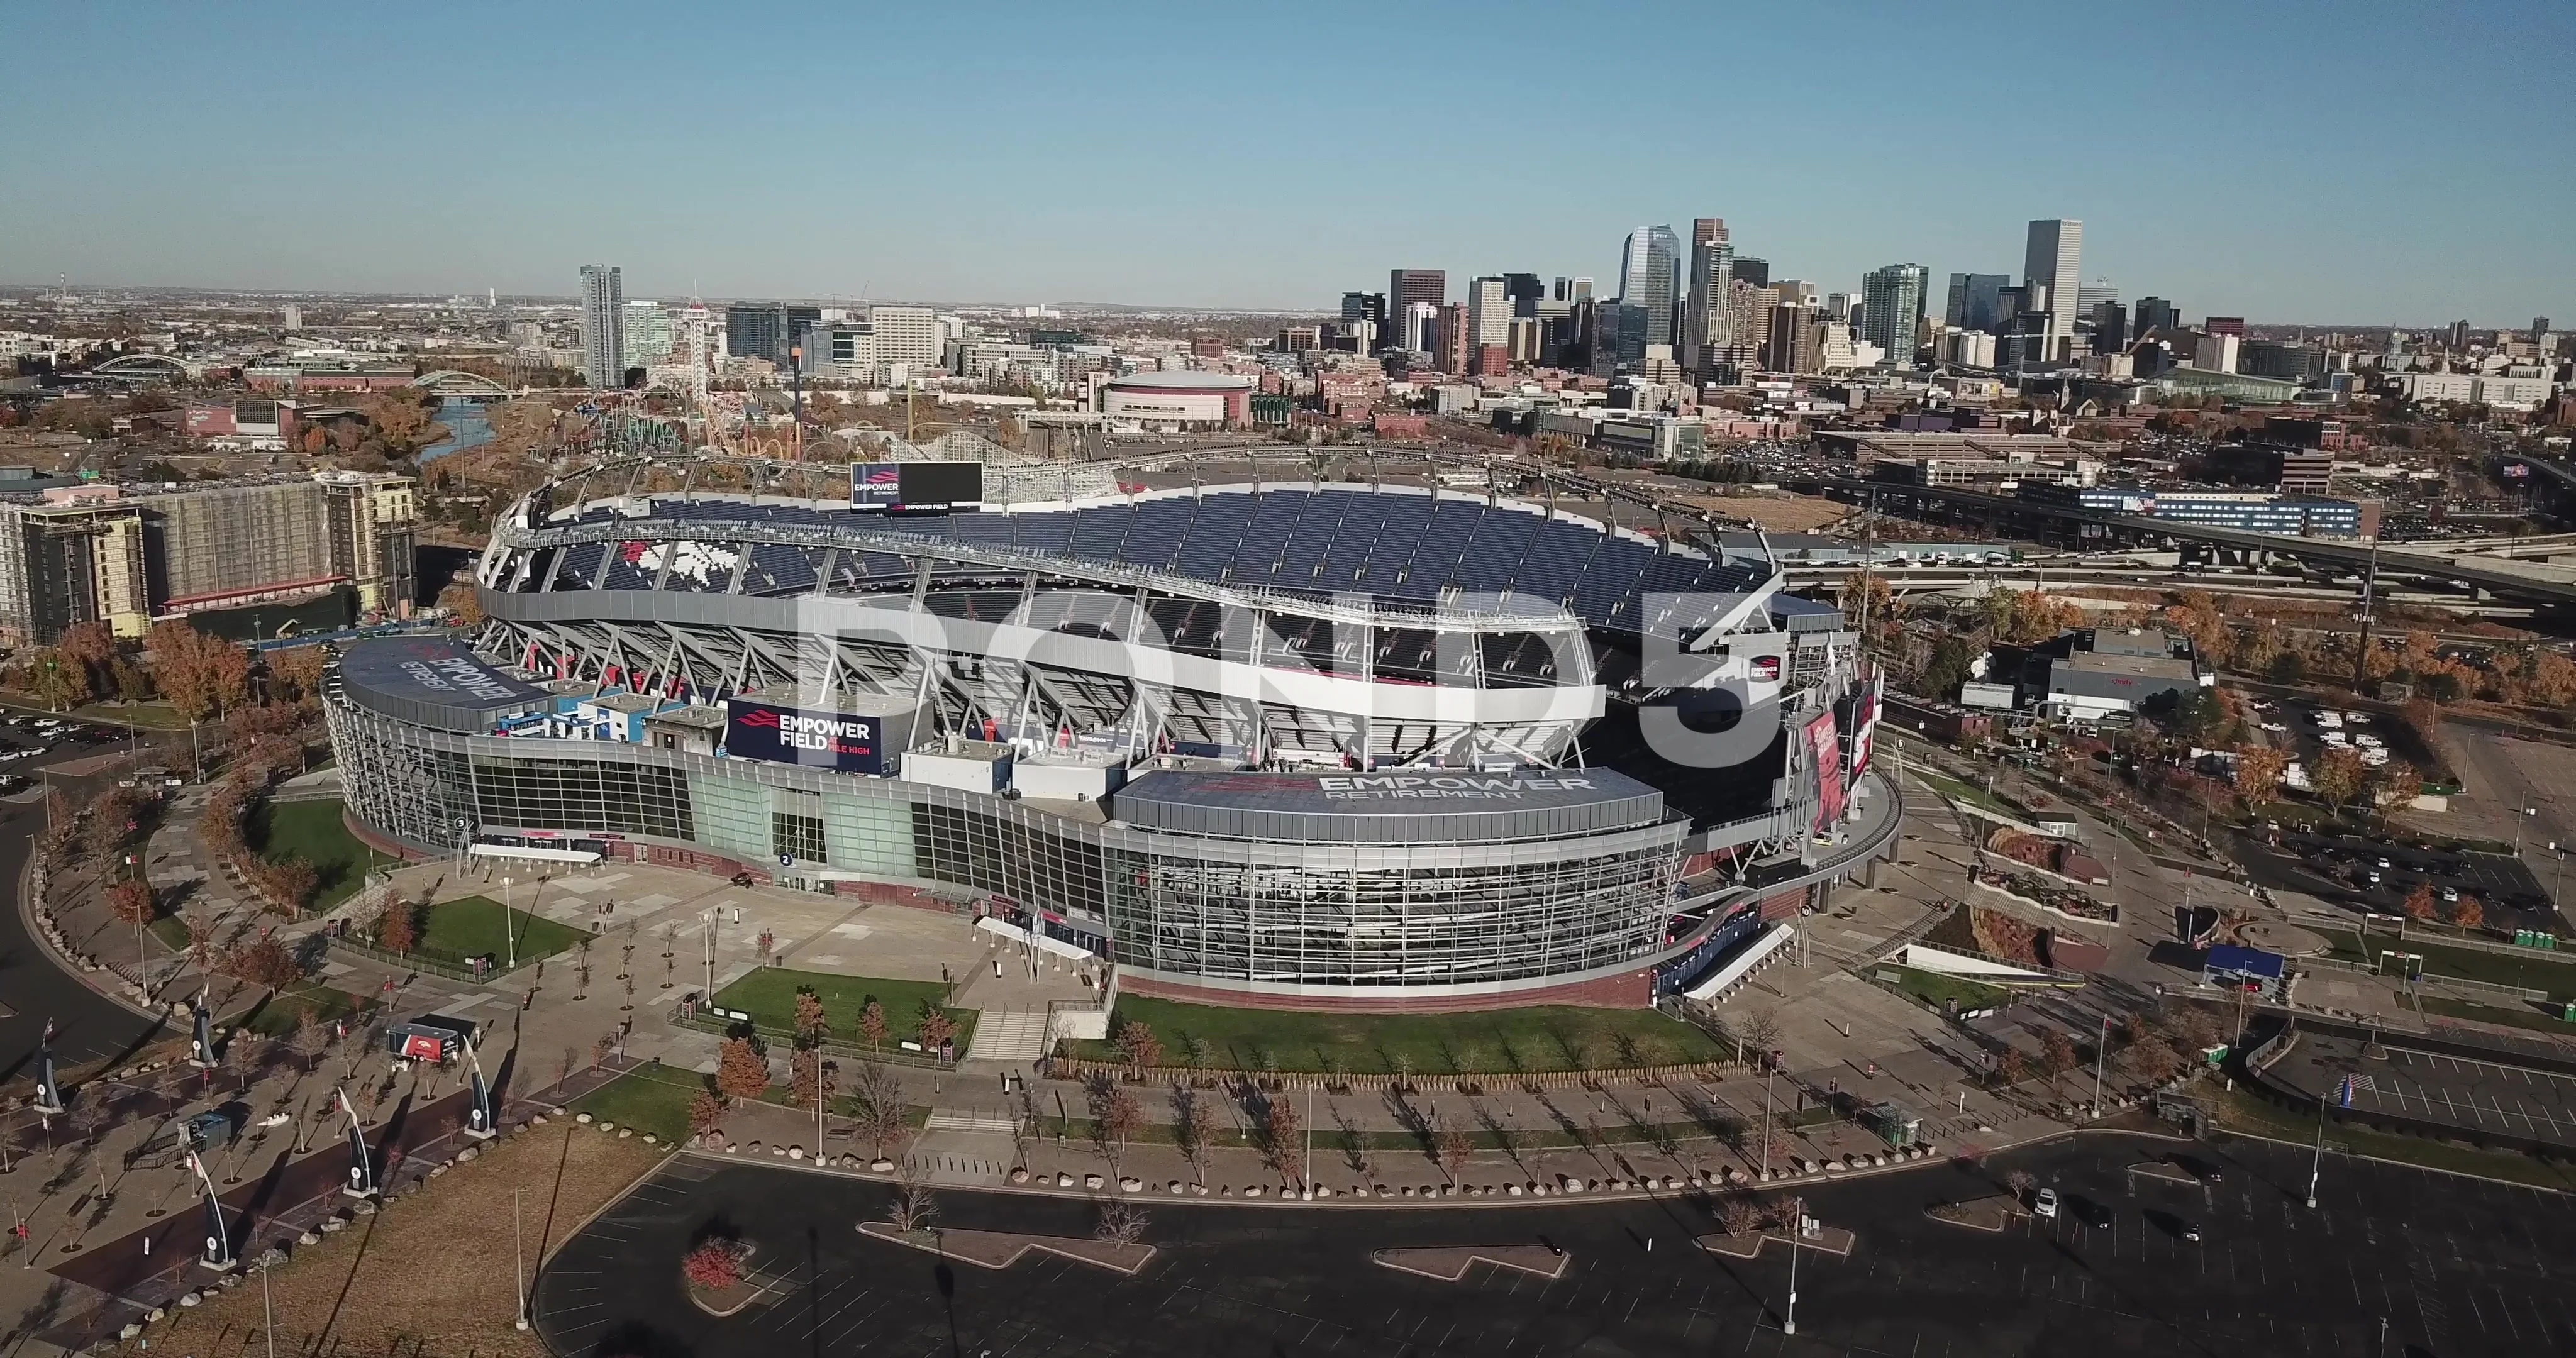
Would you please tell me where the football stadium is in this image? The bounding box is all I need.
[325,451,1897,1010]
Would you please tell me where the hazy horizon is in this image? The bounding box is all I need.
[3,1,2569,329]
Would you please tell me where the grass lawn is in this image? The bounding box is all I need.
[2404,993,2576,1035]
[1072,996,1724,1076]
[247,797,375,908]
[416,895,591,969]
[75,698,191,731]
[147,914,192,953]
[1877,964,2009,1014]
[569,1064,706,1142]
[1908,767,2023,819]
[2322,929,2576,1000]
[709,967,978,1054]
[237,981,372,1035]
[2215,1085,2576,1193]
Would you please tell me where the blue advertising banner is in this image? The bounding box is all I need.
[723,698,884,773]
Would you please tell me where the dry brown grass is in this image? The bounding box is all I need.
[138,1123,665,1358]
[1677,492,1848,532]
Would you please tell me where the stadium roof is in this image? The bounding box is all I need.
[531,485,1775,636]
[336,636,553,731]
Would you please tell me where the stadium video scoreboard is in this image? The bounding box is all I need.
[850,461,984,512]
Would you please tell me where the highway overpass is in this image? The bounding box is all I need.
[1785,475,2576,607]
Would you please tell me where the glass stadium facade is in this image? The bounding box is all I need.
[327,695,1688,998]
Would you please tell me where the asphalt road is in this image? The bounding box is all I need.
[51,1086,472,1298]
[536,1132,2576,1357]
[0,749,170,1081]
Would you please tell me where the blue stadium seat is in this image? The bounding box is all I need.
[1230,490,1312,584]
[1450,508,1541,595]
[1173,495,1254,582]
[1067,504,1136,561]
[1506,519,1603,605]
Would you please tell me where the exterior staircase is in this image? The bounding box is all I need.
[964,1008,1050,1064]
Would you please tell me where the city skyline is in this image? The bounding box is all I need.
[0,2,2569,325]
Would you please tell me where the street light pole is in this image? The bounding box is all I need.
[513,1187,529,1329]
[1782,1205,1804,1336]
[2090,1013,2109,1119]
[2306,1088,2329,1210]
[1761,1066,1774,1172]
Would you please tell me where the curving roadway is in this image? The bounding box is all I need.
[0,751,170,1085]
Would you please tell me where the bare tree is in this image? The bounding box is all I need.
[852,1061,909,1160]
[1435,1123,1473,1183]
[885,1162,937,1233]
[1174,1086,1221,1185]
[1087,1074,1142,1175]
[1714,1195,1760,1237]
[1093,1196,1148,1247]
[289,1008,328,1075]
[1739,1011,1784,1068]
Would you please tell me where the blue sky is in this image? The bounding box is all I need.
[3,1,2568,325]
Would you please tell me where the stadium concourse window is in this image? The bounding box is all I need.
[913,802,1110,917]
[771,811,826,863]
[1116,844,1671,986]
[469,756,694,841]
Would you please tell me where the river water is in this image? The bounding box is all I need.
[419,398,494,461]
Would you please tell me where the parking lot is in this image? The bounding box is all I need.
[535,1134,2576,1357]
[2267,698,2441,783]
[2267,1032,2576,1152]
[2253,827,2558,932]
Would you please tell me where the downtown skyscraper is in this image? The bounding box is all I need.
[577,263,626,389]
[1682,218,1735,375]
[1387,268,1446,348]
[1859,264,1929,364]
[2021,220,2082,362]
[1617,225,1683,352]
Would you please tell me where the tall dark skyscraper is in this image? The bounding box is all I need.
[1943,273,2010,331]
[1858,264,1928,363]
[1502,273,1546,317]
[2132,296,2179,339]
[1388,269,1446,329]
[577,264,625,389]
[724,304,821,364]
[2089,299,2128,353]
[1731,257,1770,290]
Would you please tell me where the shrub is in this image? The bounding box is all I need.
[682,1240,741,1291]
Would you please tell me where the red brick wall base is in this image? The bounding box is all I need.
[1120,966,1653,1013]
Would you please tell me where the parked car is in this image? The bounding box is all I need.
[2033,1187,2060,1219]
